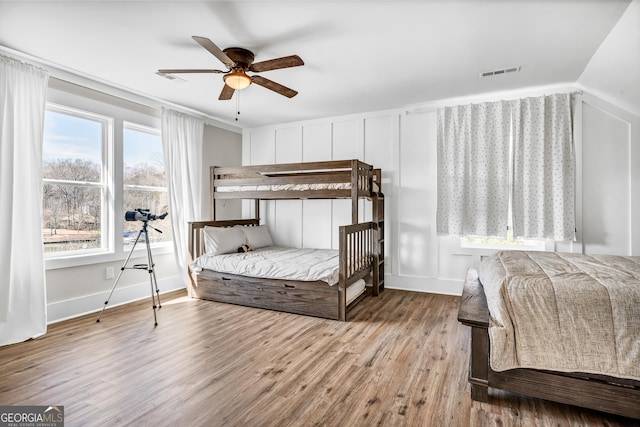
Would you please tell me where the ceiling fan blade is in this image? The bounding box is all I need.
[219,84,235,100]
[192,36,235,68]
[251,75,298,98]
[250,55,304,73]
[158,69,226,74]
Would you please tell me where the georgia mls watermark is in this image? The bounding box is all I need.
[0,406,64,427]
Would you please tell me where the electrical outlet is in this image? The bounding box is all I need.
[105,266,115,280]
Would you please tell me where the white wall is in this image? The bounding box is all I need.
[202,125,243,220]
[578,94,640,255]
[242,88,640,296]
[576,0,640,255]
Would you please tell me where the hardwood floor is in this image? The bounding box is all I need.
[1,289,637,426]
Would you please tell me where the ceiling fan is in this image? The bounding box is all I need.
[158,36,304,100]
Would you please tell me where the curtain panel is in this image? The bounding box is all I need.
[436,100,512,237]
[161,109,203,286]
[0,55,49,346]
[512,93,575,240]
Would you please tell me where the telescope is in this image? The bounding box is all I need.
[99,208,169,326]
[125,208,168,222]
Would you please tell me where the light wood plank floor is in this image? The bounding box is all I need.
[1,290,637,426]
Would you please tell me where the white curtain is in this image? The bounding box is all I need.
[0,55,49,346]
[161,109,203,286]
[512,94,575,240]
[436,100,512,237]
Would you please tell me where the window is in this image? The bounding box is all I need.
[42,105,110,255]
[42,102,172,263]
[123,123,172,245]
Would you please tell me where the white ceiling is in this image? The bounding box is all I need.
[0,1,632,129]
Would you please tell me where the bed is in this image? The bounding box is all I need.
[457,251,640,419]
[188,219,376,320]
[187,159,385,320]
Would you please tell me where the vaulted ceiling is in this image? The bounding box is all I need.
[0,1,632,128]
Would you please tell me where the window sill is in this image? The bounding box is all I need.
[460,242,548,251]
[458,237,552,253]
[45,243,174,270]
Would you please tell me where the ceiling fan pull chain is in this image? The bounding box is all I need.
[235,90,240,121]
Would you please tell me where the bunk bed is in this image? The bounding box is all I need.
[188,159,385,321]
[458,251,640,419]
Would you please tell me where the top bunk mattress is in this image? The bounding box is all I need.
[216,182,351,192]
[478,250,640,381]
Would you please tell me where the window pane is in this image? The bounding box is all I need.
[123,125,171,246]
[43,107,106,256]
[43,110,102,181]
[123,126,165,187]
[123,190,172,245]
[43,184,102,253]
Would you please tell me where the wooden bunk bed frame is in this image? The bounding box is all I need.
[187,159,385,321]
[188,219,376,321]
[458,274,640,419]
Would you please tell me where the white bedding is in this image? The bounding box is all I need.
[192,246,367,304]
[191,246,342,285]
[479,251,640,381]
[217,182,350,192]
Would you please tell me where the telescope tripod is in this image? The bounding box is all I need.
[96,221,162,326]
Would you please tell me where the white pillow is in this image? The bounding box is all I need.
[240,225,273,249]
[203,226,247,255]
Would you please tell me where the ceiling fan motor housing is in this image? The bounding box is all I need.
[223,47,255,70]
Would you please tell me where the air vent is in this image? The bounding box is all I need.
[155,72,186,82]
[480,66,520,78]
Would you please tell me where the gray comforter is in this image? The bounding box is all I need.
[478,251,640,380]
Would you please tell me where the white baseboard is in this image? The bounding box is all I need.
[384,275,463,296]
[47,276,185,324]
[47,274,460,324]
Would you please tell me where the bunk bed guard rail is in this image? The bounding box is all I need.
[339,221,377,287]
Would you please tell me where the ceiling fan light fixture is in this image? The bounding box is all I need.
[224,71,252,90]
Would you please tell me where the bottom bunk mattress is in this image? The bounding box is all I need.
[190,246,367,317]
[191,246,342,285]
[478,251,640,381]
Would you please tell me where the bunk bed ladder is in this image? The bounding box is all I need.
[372,191,385,296]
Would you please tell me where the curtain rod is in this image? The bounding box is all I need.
[405,89,583,115]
